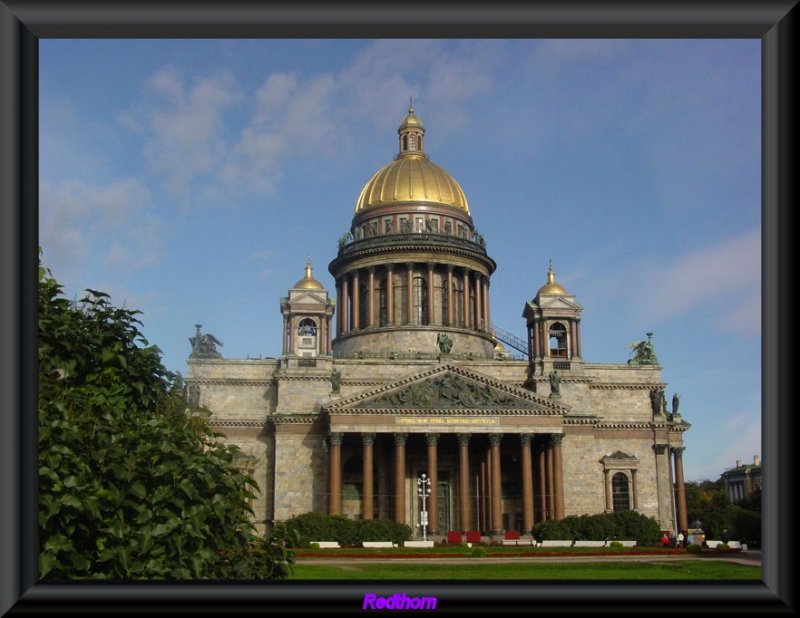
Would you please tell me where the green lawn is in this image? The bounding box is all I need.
[291,560,760,580]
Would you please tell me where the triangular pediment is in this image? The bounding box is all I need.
[287,290,329,305]
[538,296,583,311]
[602,450,639,463]
[324,363,569,415]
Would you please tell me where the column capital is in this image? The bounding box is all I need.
[393,433,408,447]
[367,266,376,275]
[671,446,686,457]
[361,432,376,446]
[488,433,503,447]
[329,432,344,446]
[519,433,534,447]
[549,433,565,446]
[653,443,668,455]
[426,433,440,446]
[457,433,472,447]
[386,263,395,272]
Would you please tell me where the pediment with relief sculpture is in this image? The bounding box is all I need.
[324,363,569,415]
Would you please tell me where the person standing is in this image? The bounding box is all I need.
[677,530,685,548]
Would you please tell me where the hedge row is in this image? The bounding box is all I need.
[531,510,663,546]
[282,512,413,547]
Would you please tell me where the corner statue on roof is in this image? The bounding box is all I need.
[189,324,224,359]
[626,332,658,365]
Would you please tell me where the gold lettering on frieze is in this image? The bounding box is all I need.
[396,416,499,426]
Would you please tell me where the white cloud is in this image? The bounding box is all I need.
[636,227,761,333]
[39,178,162,283]
[125,66,241,202]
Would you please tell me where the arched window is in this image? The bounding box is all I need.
[549,322,568,357]
[297,318,317,336]
[378,279,388,327]
[612,472,631,512]
[359,282,369,329]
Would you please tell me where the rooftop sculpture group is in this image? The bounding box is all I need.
[189,324,224,359]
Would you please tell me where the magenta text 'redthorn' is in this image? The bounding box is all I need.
[363,593,437,610]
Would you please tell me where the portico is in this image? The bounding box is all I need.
[323,363,568,537]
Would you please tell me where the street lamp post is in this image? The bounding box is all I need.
[417,473,432,541]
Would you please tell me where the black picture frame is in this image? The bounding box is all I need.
[2,1,795,614]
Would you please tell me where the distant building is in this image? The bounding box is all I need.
[186,107,691,539]
[721,455,762,503]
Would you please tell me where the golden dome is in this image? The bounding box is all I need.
[294,258,324,290]
[355,156,470,214]
[354,106,470,215]
[537,264,568,295]
[399,107,423,127]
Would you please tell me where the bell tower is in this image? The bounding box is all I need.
[522,263,584,375]
[280,258,335,357]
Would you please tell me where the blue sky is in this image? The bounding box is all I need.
[38,39,761,483]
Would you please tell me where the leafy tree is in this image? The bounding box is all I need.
[38,254,294,579]
[684,478,761,545]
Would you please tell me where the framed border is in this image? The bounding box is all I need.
[2,1,795,614]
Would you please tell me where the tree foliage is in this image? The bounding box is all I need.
[683,478,761,546]
[38,255,295,579]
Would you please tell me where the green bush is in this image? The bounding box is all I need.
[716,542,730,550]
[358,518,413,545]
[282,513,412,547]
[471,546,487,557]
[531,510,661,546]
[686,543,703,554]
[282,512,356,547]
[531,518,574,541]
[608,541,623,549]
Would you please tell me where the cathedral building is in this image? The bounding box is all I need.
[186,107,690,540]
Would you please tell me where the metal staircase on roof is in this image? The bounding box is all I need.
[490,323,529,359]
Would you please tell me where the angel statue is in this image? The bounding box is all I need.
[189,324,224,359]
[626,332,658,365]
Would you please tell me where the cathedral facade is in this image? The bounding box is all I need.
[186,108,690,540]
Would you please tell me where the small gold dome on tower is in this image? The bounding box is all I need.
[399,106,423,128]
[537,263,568,295]
[294,258,324,290]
